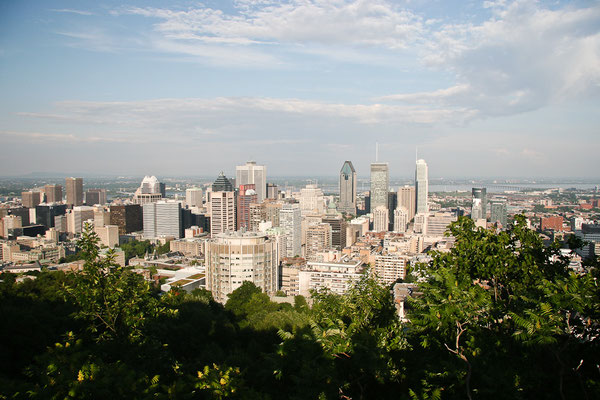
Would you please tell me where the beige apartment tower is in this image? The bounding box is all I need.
[205,232,278,303]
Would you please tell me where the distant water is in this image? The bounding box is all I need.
[428,183,599,193]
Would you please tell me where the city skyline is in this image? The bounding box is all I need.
[1,1,599,178]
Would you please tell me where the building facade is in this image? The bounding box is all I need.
[65,177,84,207]
[415,159,428,214]
[339,161,357,215]
[236,161,266,203]
[370,163,389,213]
[205,232,278,303]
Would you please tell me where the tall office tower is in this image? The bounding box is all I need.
[249,203,266,232]
[373,205,389,232]
[471,188,487,221]
[322,216,347,250]
[393,207,409,233]
[66,206,95,234]
[109,204,143,235]
[205,232,278,303]
[339,161,357,215]
[44,184,63,203]
[186,187,203,208]
[85,189,107,205]
[398,185,416,221]
[415,159,428,214]
[266,183,279,200]
[134,176,164,205]
[212,172,234,192]
[388,190,397,230]
[35,204,67,229]
[279,203,301,257]
[490,201,508,227]
[143,201,182,239]
[237,184,257,231]
[210,191,236,235]
[65,177,84,207]
[299,184,325,215]
[370,163,389,213]
[21,191,42,208]
[236,161,266,203]
[306,223,332,261]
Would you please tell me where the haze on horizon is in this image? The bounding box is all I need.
[1,0,599,179]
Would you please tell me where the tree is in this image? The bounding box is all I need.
[64,223,166,343]
[407,216,600,399]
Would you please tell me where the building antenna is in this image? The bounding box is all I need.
[376,142,379,162]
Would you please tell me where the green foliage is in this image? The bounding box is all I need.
[118,239,153,261]
[64,224,167,343]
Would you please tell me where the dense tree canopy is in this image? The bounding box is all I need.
[0,218,598,399]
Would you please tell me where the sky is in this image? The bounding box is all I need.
[0,0,599,179]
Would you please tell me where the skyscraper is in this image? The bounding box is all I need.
[415,159,428,214]
[143,201,182,239]
[370,163,389,213]
[44,184,63,203]
[299,184,325,215]
[471,188,487,221]
[21,191,42,208]
[210,191,236,235]
[305,223,332,260]
[279,203,301,257]
[237,184,257,231]
[393,207,409,233]
[85,189,107,205]
[398,185,416,221]
[133,176,164,205]
[212,172,234,192]
[236,161,266,203]
[339,161,357,215]
[65,177,83,207]
[490,200,507,227]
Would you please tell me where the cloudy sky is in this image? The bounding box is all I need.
[0,0,599,179]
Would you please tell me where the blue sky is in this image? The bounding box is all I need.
[1,0,599,179]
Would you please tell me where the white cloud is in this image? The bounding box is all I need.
[127,1,423,49]
[391,0,600,116]
[50,9,93,16]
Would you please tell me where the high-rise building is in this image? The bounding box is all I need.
[373,206,389,232]
[236,161,266,203]
[490,201,508,228]
[266,183,279,200]
[393,207,409,233]
[186,187,203,208]
[279,203,301,257]
[237,184,257,231]
[85,189,107,205]
[398,186,416,221]
[249,203,266,232]
[66,206,95,234]
[205,232,278,303]
[370,163,389,213]
[109,204,143,235]
[299,184,325,215]
[35,204,67,229]
[44,184,63,203]
[322,216,347,250]
[471,188,487,221]
[388,190,397,230]
[95,225,119,248]
[265,201,283,227]
[212,172,234,192]
[415,159,428,214]
[143,201,182,239]
[306,223,332,261]
[339,161,357,215]
[133,176,164,205]
[22,191,42,208]
[210,191,236,235]
[65,177,84,207]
